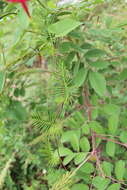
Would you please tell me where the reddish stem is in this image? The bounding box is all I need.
[83,86,105,177]
[84,88,92,121]
[95,134,127,148]
[21,1,31,18]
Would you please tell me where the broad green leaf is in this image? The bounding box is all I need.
[91,94,98,105]
[65,51,75,65]
[81,124,90,135]
[108,115,119,135]
[59,147,72,156]
[69,31,83,39]
[102,161,113,176]
[115,160,125,180]
[0,71,5,93]
[80,137,90,152]
[103,104,120,116]
[92,176,110,190]
[85,49,107,59]
[70,134,80,152]
[89,121,104,134]
[61,130,80,143]
[48,18,82,37]
[90,61,110,69]
[79,162,94,174]
[89,71,106,96]
[63,153,76,165]
[73,61,80,76]
[71,43,83,52]
[71,183,89,190]
[81,43,93,49]
[91,108,98,120]
[73,68,88,87]
[59,42,72,53]
[74,152,87,165]
[107,183,120,190]
[120,131,127,143]
[106,141,115,157]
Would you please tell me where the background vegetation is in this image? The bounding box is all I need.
[0,0,127,189]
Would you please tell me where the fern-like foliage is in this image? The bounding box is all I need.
[29,122,62,146]
[40,142,60,167]
[30,110,63,146]
[50,171,73,190]
[49,62,77,105]
[32,111,55,133]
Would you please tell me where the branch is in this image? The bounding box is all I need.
[95,134,127,148]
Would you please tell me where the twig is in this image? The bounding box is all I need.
[96,154,105,178]
[83,85,105,177]
[106,176,127,187]
[89,166,97,190]
[92,132,105,178]
[83,86,93,121]
[95,134,127,148]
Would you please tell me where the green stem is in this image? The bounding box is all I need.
[36,0,48,10]
[0,12,17,19]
